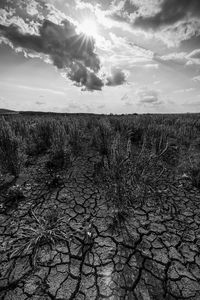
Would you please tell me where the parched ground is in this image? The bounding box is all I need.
[0,152,200,300]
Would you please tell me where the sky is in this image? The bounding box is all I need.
[0,0,200,114]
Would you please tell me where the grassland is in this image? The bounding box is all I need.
[0,113,200,299]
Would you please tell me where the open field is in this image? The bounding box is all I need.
[0,113,200,300]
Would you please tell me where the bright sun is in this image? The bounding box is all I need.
[80,19,98,38]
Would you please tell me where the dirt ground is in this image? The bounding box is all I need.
[0,149,200,300]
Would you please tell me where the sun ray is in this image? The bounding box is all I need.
[78,19,98,40]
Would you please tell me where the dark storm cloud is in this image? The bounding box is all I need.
[0,19,103,90]
[134,0,200,29]
[106,68,127,86]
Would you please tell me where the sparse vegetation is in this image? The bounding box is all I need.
[92,118,112,159]
[26,119,54,155]
[1,112,200,299]
[9,210,70,266]
[0,118,25,177]
[68,119,83,155]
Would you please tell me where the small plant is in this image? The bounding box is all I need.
[9,210,70,266]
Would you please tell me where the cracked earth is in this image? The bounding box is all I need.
[0,152,200,300]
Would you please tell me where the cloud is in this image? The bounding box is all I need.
[188,49,200,59]
[159,52,186,61]
[111,0,200,29]
[0,4,127,90]
[35,100,44,105]
[143,63,159,69]
[159,49,200,66]
[186,49,200,64]
[193,76,200,82]
[100,34,155,70]
[138,89,162,106]
[183,100,200,107]
[121,93,133,106]
[173,88,195,94]
[0,19,104,90]
[0,81,67,95]
[68,62,103,90]
[106,67,127,86]
[133,0,200,29]
[109,0,200,46]
[98,104,105,109]
[1,20,101,71]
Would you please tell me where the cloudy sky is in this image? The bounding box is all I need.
[0,0,200,113]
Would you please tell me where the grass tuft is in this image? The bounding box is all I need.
[9,210,70,266]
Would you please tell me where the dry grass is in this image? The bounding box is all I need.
[0,118,25,177]
[9,210,70,266]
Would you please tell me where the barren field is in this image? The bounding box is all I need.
[0,114,200,300]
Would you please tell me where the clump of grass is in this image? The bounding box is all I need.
[92,119,112,159]
[9,210,70,266]
[68,120,83,155]
[46,123,71,173]
[103,131,168,212]
[104,133,132,209]
[26,119,54,155]
[146,125,179,167]
[12,117,29,140]
[0,118,25,178]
